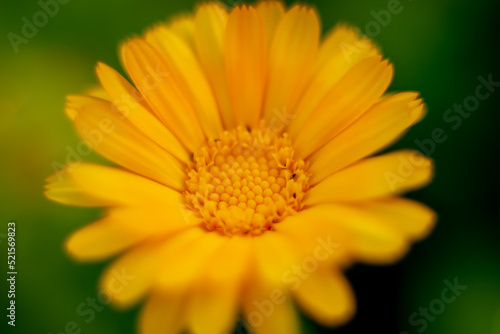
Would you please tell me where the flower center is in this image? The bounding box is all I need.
[184,125,309,236]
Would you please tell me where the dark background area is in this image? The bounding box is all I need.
[1,0,499,333]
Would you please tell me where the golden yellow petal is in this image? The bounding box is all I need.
[263,5,320,127]
[243,279,300,334]
[187,238,250,334]
[96,62,189,163]
[293,267,355,327]
[65,202,199,261]
[65,215,148,262]
[45,168,112,207]
[108,205,200,235]
[66,95,185,190]
[154,228,227,292]
[188,287,239,334]
[99,227,201,309]
[84,85,109,100]
[292,56,393,157]
[291,25,379,137]
[224,5,267,128]
[121,38,205,152]
[347,197,437,241]
[194,3,235,129]
[168,15,195,50]
[99,239,171,308]
[144,26,223,139]
[139,290,186,334]
[307,204,409,264]
[315,24,378,77]
[306,150,433,204]
[45,163,181,207]
[64,94,91,121]
[253,232,302,287]
[275,210,350,266]
[309,92,425,184]
[256,1,285,48]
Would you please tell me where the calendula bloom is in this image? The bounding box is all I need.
[46,1,435,333]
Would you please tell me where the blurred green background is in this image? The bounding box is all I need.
[0,0,499,333]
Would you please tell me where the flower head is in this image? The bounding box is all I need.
[46,1,435,333]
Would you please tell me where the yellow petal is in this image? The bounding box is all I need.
[66,204,198,261]
[102,205,200,235]
[65,215,148,262]
[64,94,94,121]
[65,103,78,121]
[85,85,109,100]
[169,15,195,50]
[293,267,355,327]
[155,228,227,292]
[315,24,378,77]
[189,286,239,334]
[188,237,251,334]
[121,38,205,152]
[254,231,302,287]
[66,95,185,190]
[348,197,437,241]
[99,228,202,308]
[256,1,285,48]
[145,26,223,139]
[309,92,425,184]
[263,5,320,127]
[275,210,350,266]
[224,5,267,128]
[96,62,189,163]
[306,150,433,205]
[45,169,112,207]
[243,279,300,334]
[293,56,393,157]
[290,25,379,138]
[194,3,235,129]
[139,290,186,334]
[99,239,170,308]
[307,204,409,264]
[45,163,181,207]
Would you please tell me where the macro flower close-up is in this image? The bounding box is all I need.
[44,2,436,333]
[2,0,499,334]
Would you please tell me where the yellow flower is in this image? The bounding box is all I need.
[45,1,435,333]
